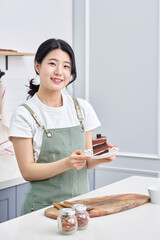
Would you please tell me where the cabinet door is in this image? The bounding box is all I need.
[0,187,16,223]
[16,183,28,217]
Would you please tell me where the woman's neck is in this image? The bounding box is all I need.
[36,88,63,107]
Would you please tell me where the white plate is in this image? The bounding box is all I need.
[84,147,119,159]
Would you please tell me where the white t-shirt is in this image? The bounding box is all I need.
[9,93,101,161]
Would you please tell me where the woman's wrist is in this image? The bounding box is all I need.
[87,158,99,169]
[63,156,71,169]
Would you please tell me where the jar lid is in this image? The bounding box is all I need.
[59,208,75,216]
[72,204,87,212]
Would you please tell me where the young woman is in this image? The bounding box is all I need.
[9,38,116,215]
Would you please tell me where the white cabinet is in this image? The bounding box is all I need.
[0,183,28,223]
[0,187,16,223]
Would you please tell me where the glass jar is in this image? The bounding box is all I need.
[72,204,90,230]
[57,208,77,235]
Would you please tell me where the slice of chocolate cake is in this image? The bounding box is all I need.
[92,134,109,156]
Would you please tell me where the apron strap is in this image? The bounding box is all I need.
[72,97,85,132]
[20,104,53,138]
[21,97,85,135]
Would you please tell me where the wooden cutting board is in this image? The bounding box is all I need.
[45,193,150,219]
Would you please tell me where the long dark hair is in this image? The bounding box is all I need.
[27,38,77,98]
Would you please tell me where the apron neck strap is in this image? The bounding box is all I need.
[72,97,85,132]
[72,98,84,121]
[20,104,53,138]
[21,97,85,135]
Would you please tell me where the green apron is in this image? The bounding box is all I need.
[21,97,89,215]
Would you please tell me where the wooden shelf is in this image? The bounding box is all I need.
[0,51,35,56]
[0,51,35,70]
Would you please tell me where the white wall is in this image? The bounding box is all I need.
[90,0,158,156]
[0,0,73,112]
[73,0,160,189]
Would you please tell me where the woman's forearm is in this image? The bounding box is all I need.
[22,158,70,181]
[12,137,70,181]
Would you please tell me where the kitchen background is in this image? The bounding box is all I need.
[0,0,160,222]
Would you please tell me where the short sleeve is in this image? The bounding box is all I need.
[77,98,101,132]
[9,106,33,141]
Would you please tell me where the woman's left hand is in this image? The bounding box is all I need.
[97,142,118,164]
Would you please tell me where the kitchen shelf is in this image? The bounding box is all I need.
[0,51,35,70]
[0,51,35,56]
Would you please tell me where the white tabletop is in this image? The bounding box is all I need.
[0,155,26,190]
[0,176,160,240]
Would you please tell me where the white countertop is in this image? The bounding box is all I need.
[0,155,26,190]
[0,175,160,240]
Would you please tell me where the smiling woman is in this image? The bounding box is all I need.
[35,49,72,102]
[27,39,76,101]
[9,38,117,215]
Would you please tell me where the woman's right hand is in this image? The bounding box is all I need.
[66,150,90,170]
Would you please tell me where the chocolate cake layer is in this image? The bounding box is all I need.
[94,149,109,156]
[93,144,109,155]
[92,137,106,146]
[93,142,107,150]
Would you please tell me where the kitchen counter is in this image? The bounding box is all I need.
[0,176,160,240]
[0,155,26,190]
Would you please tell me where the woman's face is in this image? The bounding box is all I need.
[35,49,71,93]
